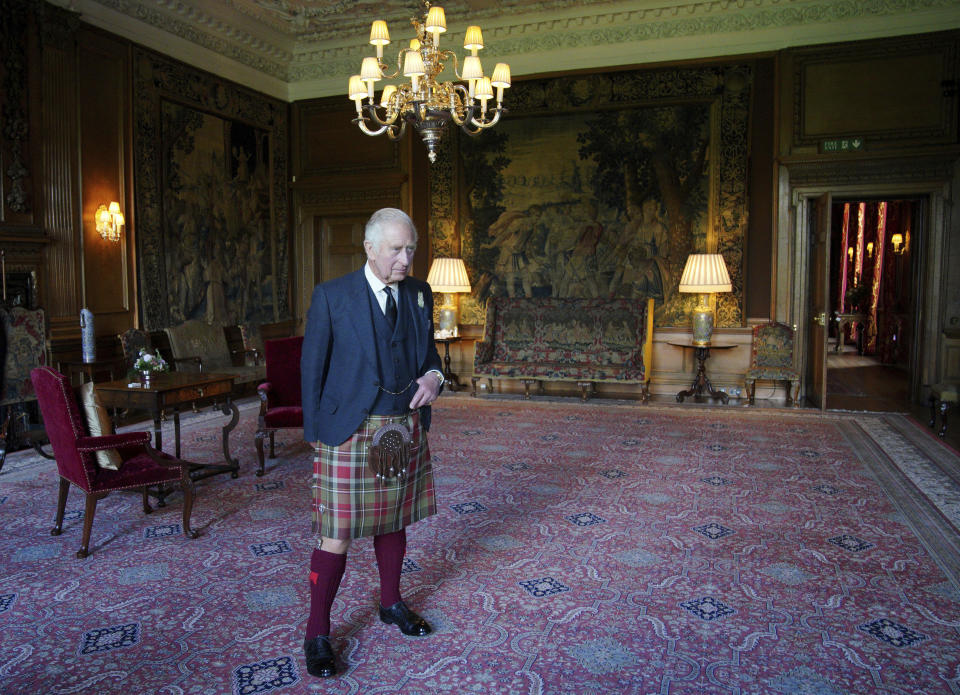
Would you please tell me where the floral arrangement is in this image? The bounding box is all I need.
[133,349,170,374]
[845,282,871,312]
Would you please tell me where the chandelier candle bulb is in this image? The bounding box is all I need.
[403,50,425,77]
[425,6,446,46]
[370,20,390,57]
[380,84,397,108]
[348,75,366,102]
[477,76,493,111]
[491,63,511,103]
[464,25,483,54]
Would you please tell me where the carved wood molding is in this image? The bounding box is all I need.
[790,31,959,148]
[784,152,959,188]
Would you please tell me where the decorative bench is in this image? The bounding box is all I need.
[471,297,654,401]
[163,320,266,386]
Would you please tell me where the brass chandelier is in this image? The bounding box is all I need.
[348,1,511,163]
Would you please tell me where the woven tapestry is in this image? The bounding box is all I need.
[430,64,752,328]
[132,49,290,330]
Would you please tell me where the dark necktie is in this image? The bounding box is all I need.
[384,286,397,328]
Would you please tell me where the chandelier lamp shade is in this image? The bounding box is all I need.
[95,201,125,242]
[678,253,732,346]
[348,1,511,163]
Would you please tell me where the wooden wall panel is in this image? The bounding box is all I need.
[294,100,400,177]
[785,31,959,155]
[290,97,428,327]
[40,13,82,341]
[79,28,135,337]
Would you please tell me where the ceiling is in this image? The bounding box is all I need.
[51,0,960,101]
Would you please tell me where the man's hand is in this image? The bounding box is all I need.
[409,372,442,410]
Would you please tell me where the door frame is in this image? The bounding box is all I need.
[777,156,954,407]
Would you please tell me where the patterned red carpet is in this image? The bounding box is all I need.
[1,395,959,694]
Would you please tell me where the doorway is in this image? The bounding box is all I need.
[824,198,920,411]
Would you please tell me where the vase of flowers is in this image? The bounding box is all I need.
[845,282,871,313]
[133,349,169,386]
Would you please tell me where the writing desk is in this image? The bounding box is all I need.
[96,372,240,479]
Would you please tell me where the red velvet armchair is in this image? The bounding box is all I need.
[255,336,304,476]
[31,366,205,559]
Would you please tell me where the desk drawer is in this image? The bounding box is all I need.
[161,380,232,407]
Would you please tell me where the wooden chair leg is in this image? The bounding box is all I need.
[790,380,800,407]
[51,477,70,536]
[939,401,950,439]
[255,429,267,477]
[78,492,103,559]
[180,470,199,539]
[522,380,532,399]
[471,376,479,397]
[746,380,756,405]
[142,487,153,514]
[269,431,276,458]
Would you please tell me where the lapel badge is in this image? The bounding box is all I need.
[417,291,424,308]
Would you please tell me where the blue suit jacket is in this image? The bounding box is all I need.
[301,268,443,446]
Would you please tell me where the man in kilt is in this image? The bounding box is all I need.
[300,207,445,678]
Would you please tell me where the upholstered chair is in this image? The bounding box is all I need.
[0,306,47,470]
[118,328,151,373]
[254,336,303,476]
[239,323,264,366]
[30,366,207,558]
[745,321,800,406]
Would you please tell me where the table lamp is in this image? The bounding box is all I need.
[678,253,732,346]
[426,257,471,338]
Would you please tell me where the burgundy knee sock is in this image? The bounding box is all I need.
[305,548,347,639]
[374,529,407,607]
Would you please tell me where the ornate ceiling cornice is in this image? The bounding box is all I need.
[49,0,960,101]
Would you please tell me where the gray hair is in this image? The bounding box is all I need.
[365,208,417,250]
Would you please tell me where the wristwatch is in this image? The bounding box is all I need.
[430,370,445,386]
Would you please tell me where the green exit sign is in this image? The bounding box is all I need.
[821,137,865,153]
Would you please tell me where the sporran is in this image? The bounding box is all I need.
[368,421,413,482]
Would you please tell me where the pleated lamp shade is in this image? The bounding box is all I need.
[678,254,732,293]
[427,258,471,293]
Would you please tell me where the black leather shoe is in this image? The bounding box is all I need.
[379,601,432,636]
[303,635,336,678]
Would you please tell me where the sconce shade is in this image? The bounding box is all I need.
[678,254,732,293]
[891,232,904,253]
[427,258,471,293]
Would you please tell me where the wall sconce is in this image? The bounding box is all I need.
[891,232,907,255]
[426,257,471,338]
[866,241,874,258]
[96,201,124,242]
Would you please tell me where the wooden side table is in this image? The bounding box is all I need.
[435,336,463,391]
[96,372,239,476]
[669,341,737,404]
[834,313,867,354]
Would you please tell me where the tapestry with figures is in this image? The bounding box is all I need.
[429,64,752,328]
[132,49,290,330]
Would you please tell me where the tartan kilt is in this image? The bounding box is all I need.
[312,410,437,540]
